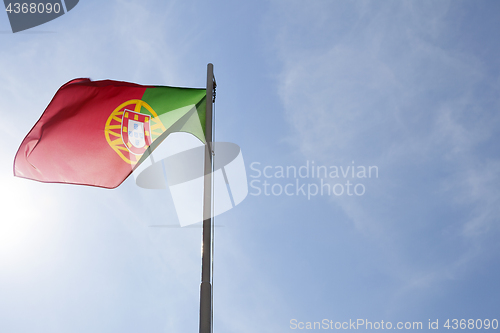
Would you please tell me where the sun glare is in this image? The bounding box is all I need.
[0,174,62,266]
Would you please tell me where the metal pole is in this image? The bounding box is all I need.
[199,63,214,333]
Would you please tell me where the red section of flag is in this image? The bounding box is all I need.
[14,79,149,188]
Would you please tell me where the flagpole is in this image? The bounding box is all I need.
[200,63,214,333]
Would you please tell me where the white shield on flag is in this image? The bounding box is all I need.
[128,120,146,148]
[121,109,152,155]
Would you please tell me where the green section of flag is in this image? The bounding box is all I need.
[134,86,207,167]
[141,86,206,142]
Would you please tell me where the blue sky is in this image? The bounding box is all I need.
[1,1,500,332]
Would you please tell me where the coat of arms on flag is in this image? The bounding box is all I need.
[104,99,168,167]
[121,109,152,155]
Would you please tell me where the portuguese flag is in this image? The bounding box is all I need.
[14,78,207,188]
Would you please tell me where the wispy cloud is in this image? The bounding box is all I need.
[271,0,500,302]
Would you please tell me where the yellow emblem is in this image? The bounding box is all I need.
[105,99,166,165]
